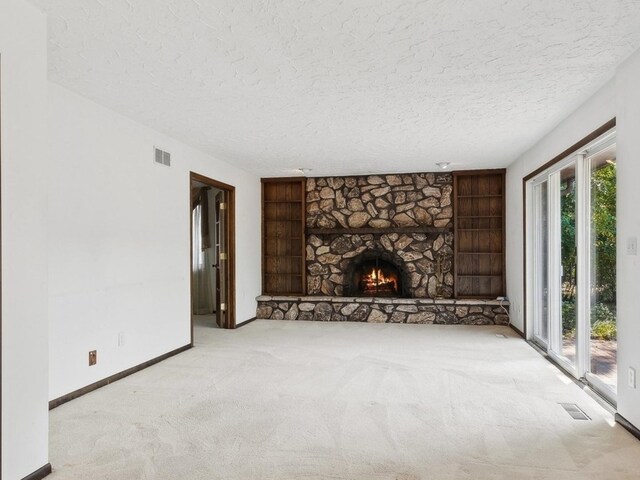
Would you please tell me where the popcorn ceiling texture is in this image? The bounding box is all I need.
[29,0,640,176]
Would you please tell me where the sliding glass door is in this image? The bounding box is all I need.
[532,181,549,347]
[528,130,617,401]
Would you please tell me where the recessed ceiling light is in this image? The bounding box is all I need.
[435,162,450,170]
[297,167,312,174]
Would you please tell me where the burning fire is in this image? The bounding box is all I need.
[361,267,397,294]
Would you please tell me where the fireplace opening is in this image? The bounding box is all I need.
[344,250,409,298]
[356,259,400,296]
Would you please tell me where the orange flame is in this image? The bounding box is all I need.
[362,268,397,292]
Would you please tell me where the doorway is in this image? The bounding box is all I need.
[190,172,236,342]
[526,127,617,403]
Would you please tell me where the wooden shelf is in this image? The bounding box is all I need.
[307,226,451,236]
[457,274,503,278]
[456,296,502,300]
[457,252,503,255]
[457,194,503,198]
[264,236,303,240]
[264,273,303,276]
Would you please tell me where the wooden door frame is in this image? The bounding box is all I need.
[189,172,236,343]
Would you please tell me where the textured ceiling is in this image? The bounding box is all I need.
[29,0,640,176]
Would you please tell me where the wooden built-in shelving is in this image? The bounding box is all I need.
[453,170,506,299]
[261,178,306,295]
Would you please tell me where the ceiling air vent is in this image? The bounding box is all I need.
[154,147,171,167]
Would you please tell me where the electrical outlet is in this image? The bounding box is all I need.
[627,237,637,256]
[629,367,637,389]
[89,350,97,366]
[118,332,125,347]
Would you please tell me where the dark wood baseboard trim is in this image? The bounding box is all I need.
[616,413,640,442]
[236,317,257,328]
[509,323,525,338]
[21,463,52,480]
[49,344,191,410]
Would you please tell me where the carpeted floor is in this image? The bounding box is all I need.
[48,320,640,479]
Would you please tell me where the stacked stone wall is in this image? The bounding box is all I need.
[257,296,509,325]
[306,232,453,297]
[306,172,453,230]
[305,172,454,297]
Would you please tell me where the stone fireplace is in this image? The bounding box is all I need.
[305,172,454,298]
[257,170,509,325]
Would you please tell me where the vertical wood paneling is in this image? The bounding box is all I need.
[261,178,306,294]
[453,170,506,298]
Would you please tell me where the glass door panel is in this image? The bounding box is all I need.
[533,181,549,346]
[588,148,617,394]
[559,163,577,367]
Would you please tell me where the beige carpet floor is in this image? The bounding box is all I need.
[48,320,640,479]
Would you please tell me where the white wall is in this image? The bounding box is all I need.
[506,48,640,429]
[48,83,261,400]
[0,0,50,478]
[614,49,640,429]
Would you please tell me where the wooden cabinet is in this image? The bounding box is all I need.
[453,170,505,298]
[261,178,306,294]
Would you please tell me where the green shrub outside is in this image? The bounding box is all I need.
[591,319,617,340]
[562,301,576,334]
[561,301,616,340]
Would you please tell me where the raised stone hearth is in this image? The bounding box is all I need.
[256,296,510,325]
